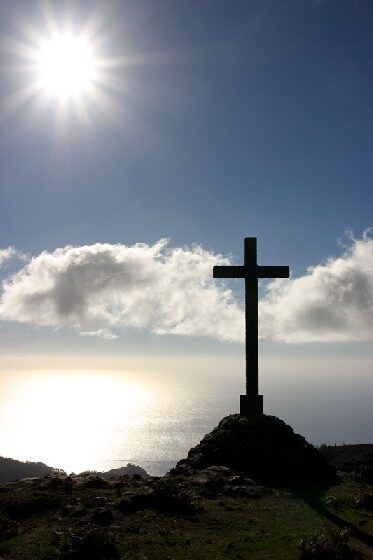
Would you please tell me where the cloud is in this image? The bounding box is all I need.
[0,247,18,267]
[0,233,372,343]
[0,240,244,342]
[259,231,373,342]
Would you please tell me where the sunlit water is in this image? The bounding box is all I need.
[0,370,239,476]
[1,360,372,476]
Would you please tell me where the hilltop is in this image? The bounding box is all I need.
[0,416,372,559]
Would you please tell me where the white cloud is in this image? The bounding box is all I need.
[80,329,118,340]
[0,233,372,343]
[0,247,18,267]
[259,231,373,342]
[0,240,244,342]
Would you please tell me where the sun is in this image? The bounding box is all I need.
[34,33,97,101]
[1,7,127,123]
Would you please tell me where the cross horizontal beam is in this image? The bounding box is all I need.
[213,265,290,279]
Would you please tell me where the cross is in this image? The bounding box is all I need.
[213,237,289,417]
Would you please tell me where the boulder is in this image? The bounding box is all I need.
[175,414,337,490]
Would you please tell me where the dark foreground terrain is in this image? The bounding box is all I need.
[1,417,372,560]
[0,465,372,559]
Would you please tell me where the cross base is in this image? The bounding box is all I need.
[240,394,263,417]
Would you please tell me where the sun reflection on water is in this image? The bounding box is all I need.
[0,367,240,476]
[0,371,154,474]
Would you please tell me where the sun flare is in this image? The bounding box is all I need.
[34,34,97,100]
[1,7,129,124]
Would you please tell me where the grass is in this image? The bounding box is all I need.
[0,471,372,560]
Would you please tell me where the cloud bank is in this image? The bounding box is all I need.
[0,233,372,343]
[0,240,243,342]
[260,231,373,342]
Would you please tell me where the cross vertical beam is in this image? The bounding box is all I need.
[244,238,258,397]
[213,237,290,417]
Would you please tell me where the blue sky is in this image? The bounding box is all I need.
[1,0,372,263]
[0,1,372,442]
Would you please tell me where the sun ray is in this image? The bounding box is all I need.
[0,83,40,120]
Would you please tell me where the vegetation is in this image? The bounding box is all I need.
[0,466,372,559]
[298,529,357,560]
[54,524,119,560]
[319,445,373,473]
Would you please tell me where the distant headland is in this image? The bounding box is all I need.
[0,456,148,484]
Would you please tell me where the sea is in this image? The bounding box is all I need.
[1,359,372,476]
[0,369,241,476]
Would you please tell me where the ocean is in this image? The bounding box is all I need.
[1,358,372,476]
[0,369,240,476]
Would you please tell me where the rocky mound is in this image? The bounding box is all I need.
[175,414,337,489]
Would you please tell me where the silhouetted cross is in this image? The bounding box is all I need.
[213,238,289,417]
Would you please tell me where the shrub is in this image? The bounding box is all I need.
[324,495,341,508]
[298,529,356,560]
[0,516,19,540]
[152,479,198,515]
[354,492,373,510]
[55,524,119,560]
[117,490,153,513]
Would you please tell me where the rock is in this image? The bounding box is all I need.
[91,496,109,506]
[203,466,234,477]
[354,492,373,510]
[117,479,199,516]
[91,507,114,525]
[19,477,40,484]
[44,475,65,491]
[202,477,225,499]
[359,465,373,485]
[82,476,111,489]
[176,414,337,490]
[65,504,88,517]
[118,490,153,513]
[224,485,269,498]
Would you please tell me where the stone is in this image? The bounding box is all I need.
[360,465,373,485]
[82,476,110,489]
[117,490,153,513]
[175,414,337,490]
[45,476,64,490]
[354,492,373,510]
[65,504,87,517]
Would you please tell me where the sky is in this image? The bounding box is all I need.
[0,1,372,444]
